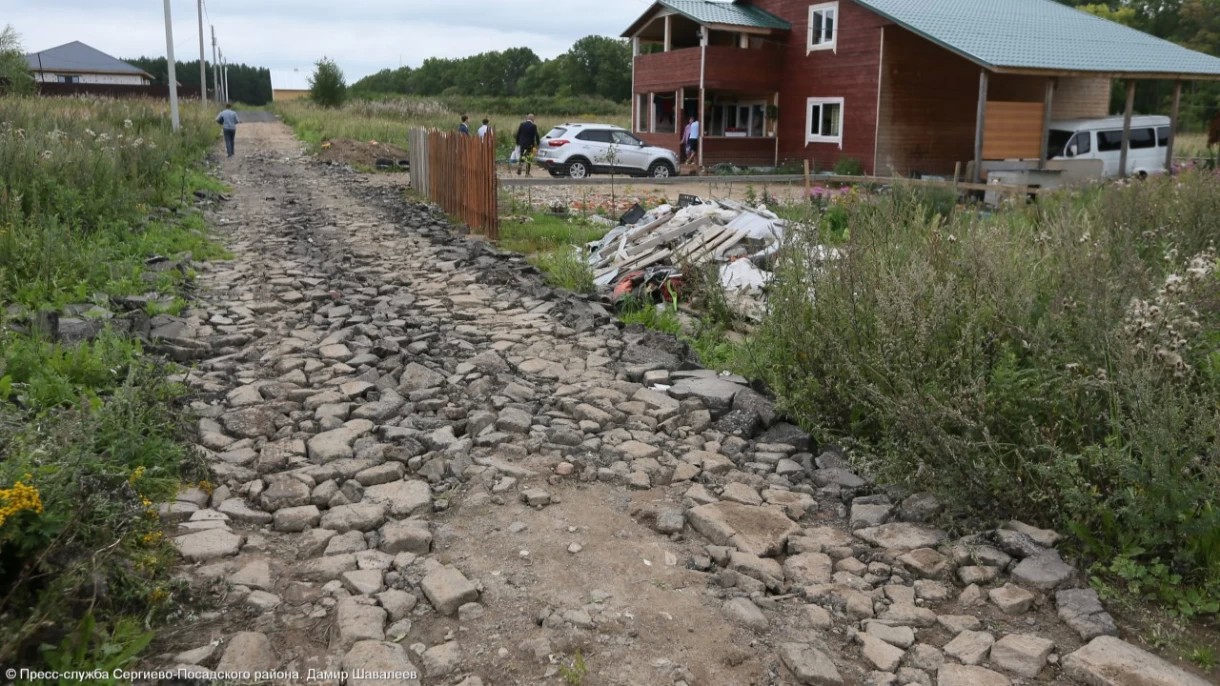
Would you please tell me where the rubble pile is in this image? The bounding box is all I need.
[584,197,788,318]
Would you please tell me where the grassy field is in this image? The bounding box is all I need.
[275,96,630,157]
[0,96,223,668]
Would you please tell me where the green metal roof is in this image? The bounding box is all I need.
[624,1,790,37]
[854,0,1220,78]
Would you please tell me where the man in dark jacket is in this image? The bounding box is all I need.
[458,114,471,135]
[514,113,541,176]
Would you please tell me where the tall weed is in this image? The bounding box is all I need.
[751,174,1220,608]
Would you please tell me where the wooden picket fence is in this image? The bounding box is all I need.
[407,128,499,239]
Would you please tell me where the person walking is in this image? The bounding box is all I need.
[514,113,541,176]
[680,115,693,164]
[686,114,701,165]
[477,118,491,140]
[216,103,239,158]
[458,114,471,135]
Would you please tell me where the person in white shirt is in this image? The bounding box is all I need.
[686,114,701,164]
[477,118,491,140]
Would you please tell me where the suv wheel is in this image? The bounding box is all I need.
[648,161,674,178]
[567,158,591,179]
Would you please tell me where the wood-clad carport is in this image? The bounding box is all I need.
[857,0,1220,181]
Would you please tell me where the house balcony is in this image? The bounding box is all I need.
[633,45,782,93]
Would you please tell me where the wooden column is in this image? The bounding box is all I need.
[1166,80,1182,174]
[1039,78,1055,169]
[972,70,989,183]
[664,15,672,52]
[1119,79,1136,178]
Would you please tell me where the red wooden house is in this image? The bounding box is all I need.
[624,0,1220,178]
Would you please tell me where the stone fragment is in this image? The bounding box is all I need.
[990,633,1054,678]
[686,502,800,557]
[423,641,462,677]
[854,523,948,551]
[1010,550,1074,591]
[784,552,834,586]
[381,520,432,554]
[1001,520,1061,548]
[899,548,949,579]
[229,560,274,591]
[215,632,276,672]
[723,597,769,631]
[1063,635,1213,686]
[364,480,432,517]
[860,633,904,672]
[320,503,386,532]
[943,630,994,666]
[1055,588,1119,641]
[342,641,421,686]
[989,583,1036,615]
[273,505,321,532]
[779,643,844,685]
[420,566,478,616]
[334,598,387,650]
[174,529,242,561]
[937,664,1010,686]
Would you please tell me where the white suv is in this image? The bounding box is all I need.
[535,123,679,179]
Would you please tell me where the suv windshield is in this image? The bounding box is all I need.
[544,127,566,139]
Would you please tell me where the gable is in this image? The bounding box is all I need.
[25,41,153,78]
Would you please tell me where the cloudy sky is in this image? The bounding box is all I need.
[6,0,654,89]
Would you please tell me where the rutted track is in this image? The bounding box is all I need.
[145,121,1210,686]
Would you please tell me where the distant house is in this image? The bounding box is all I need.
[272,89,310,102]
[623,0,1220,177]
[25,41,154,86]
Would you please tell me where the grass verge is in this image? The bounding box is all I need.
[0,95,223,669]
[745,176,1220,620]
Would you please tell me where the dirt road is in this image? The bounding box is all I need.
[146,121,1206,686]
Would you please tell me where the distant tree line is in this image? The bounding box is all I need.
[1056,0,1220,129]
[350,36,630,102]
[124,56,273,106]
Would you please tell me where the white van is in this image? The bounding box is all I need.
[1046,115,1171,178]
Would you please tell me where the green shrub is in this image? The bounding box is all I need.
[532,248,595,294]
[833,157,865,176]
[309,57,348,108]
[750,172,1220,611]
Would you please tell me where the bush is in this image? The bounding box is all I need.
[832,157,865,176]
[749,173,1220,612]
[309,57,348,108]
[0,25,35,96]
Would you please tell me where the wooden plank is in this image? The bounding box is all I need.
[983,101,1044,160]
[672,225,730,262]
[973,70,988,183]
[687,228,745,265]
[1167,81,1181,174]
[625,218,709,257]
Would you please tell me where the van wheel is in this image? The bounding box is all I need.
[1136,170,1148,180]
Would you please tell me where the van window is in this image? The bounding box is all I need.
[1157,126,1170,147]
[1098,128,1156,152]
[1070,132,1091,155]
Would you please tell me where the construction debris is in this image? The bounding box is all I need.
[587,198,789,318]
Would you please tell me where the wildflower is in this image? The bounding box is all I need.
[40,150,52,160]
[0,475,45,528]
[124,119,133,129]
[141,531,164,546]
[129,465,146,484]
[148,587,169,603]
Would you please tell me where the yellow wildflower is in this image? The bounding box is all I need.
[0,475,44,528]
[129,466,146,484]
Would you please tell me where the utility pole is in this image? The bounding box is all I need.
[163,0,181,131]
[197,0,207,104]
[223,56,230,104]
[211,25,220,102]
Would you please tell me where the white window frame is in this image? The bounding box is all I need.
[806,97,844,147]
[807,2,839,54]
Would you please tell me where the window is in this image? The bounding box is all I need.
[1070,132,1091,155]
[636,95,649,133]
[806,97,844,145]
[611,131,643,146]
[1157,126,1170,147]
[576,129,613,143]
[808,2,838,53]
[58,75,80,84]
[1097,128,1155,152]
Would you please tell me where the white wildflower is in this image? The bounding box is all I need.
[40,150,52,160]
[124,119,133,129]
